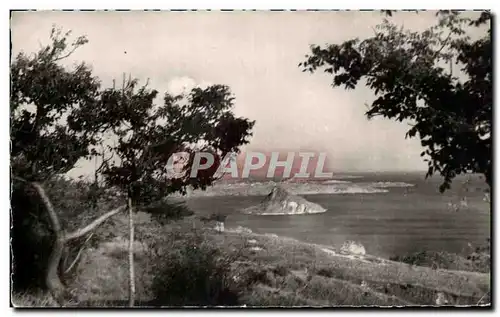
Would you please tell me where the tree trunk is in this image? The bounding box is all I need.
[59,246,69,285]
[13,177,127,305]
[128,196,136,307]
[47,237,66,303]
[31,182,66,303]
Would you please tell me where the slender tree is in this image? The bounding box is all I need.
[299,11,491,192]
[88,76,254,306]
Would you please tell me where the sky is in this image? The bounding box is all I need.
[10,10,486,176]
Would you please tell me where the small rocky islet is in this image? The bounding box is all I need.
[242,186,327,215]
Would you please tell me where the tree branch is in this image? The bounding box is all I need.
[52,45,80,62]
[64,205,126,241]
[434,31,453,59]
[64,232,94,274]
[33,182,63,233]
[15,178,63,234]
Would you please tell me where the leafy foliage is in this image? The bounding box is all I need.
[11,27,101,181]
[88,76,255,206]
[300,11,491,192]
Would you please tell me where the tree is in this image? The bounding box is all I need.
[10,28,129,301]
[299,11,491,192]
[83,76,254,306]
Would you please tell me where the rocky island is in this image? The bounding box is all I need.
[242,186,327,215]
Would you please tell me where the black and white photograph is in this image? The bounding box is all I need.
[9,9,492,308]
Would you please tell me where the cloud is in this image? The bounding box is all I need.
[166,76,196,95]
[166,76,213,95]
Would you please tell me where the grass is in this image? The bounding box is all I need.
[12,211,491,307]
[209,229,490,306]
[11,290,59,307]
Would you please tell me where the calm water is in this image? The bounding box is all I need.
[184,172,491,258]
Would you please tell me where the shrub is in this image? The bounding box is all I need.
[144,200,194,225]
[466,238,491,273]
[11,181,54,291]
[272,264,290,277]
[390,243,491,274]
[241,267,275,287]
[390,251,460,270]
[150,235,240,306]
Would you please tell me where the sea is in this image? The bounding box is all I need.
[182,172,491,259]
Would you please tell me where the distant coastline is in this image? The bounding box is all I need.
[176,178,415,198]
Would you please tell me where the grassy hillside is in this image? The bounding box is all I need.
[12,211,491,307]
